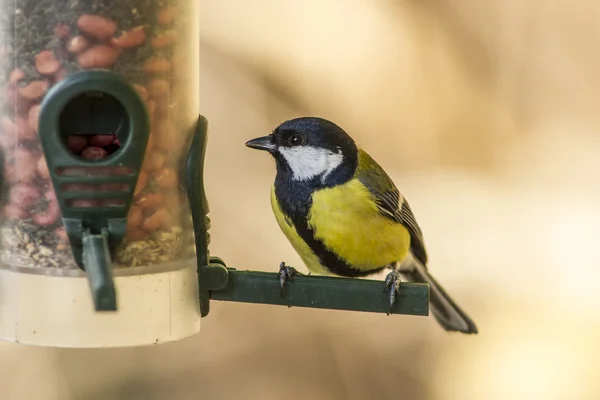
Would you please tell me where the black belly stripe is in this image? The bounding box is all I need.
[273,173,385,278]
[291,215,386,278]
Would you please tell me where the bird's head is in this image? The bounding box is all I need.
[245,117,358,183]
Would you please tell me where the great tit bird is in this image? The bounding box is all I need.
[246,117,478,334]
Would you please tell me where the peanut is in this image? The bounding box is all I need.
[77,14,117,40]
[77,45,121,69]
[90,134,116,147]
[18,80,49,101]
[67,35,90,54]
[81,146,108,160]
[144,58,170,74]
[148,79,169,97]
[111,26,146,49]
[35,50,61,75]
[157,7,177,25]
[135,192,164,210]
[143,209,170,231]
[67,135,88,154]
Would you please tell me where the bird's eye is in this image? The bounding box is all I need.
[289,134,305,146]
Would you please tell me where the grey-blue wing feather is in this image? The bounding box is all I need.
[355,151,428,265]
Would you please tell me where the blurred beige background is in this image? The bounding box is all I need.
[2,0,600,399]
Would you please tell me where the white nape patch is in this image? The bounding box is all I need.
[279,146,344,182]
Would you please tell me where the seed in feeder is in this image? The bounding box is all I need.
[77,14,117,41]
[35,50,61,75]
[90,134,116,147]
[77,45,121,69]
[67,135,88,154]
[54,24,70,39]
[81,146,108,160]
[67,35,90,54]
[55,227,68,243]
[111,26,146,49]
[18,80,49,101]
[9,184,40,208]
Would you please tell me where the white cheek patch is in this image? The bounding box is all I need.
[279,146,344,182]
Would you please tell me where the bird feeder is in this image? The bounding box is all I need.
[0,1,429,349]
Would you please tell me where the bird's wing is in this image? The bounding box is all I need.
[355,149,428,265]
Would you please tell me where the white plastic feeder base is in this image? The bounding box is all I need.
[0,260,201,348]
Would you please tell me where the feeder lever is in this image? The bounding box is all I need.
[82,229,117,311]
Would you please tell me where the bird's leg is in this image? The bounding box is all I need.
[384,263,402,316]
[279,261,299,297]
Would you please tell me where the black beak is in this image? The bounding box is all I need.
[245,135,276,152]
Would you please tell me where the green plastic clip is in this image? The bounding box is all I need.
[185,116,229,317]
[38,71,150,312]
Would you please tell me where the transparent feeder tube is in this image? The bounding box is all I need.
[0,0,199,270]
[0,0,201,347]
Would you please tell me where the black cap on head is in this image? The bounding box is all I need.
[272,117,357,154]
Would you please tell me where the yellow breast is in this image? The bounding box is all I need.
[270,180,411,275]
[309,179,411,271]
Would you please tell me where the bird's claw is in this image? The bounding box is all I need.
[384,270,402,315]
[279,262,298,297]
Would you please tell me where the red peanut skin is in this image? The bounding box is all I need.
[81,146,108,160]
[89,134,116,147]
[77,15,117,40]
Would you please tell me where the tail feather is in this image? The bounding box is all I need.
[401,258,478,334]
